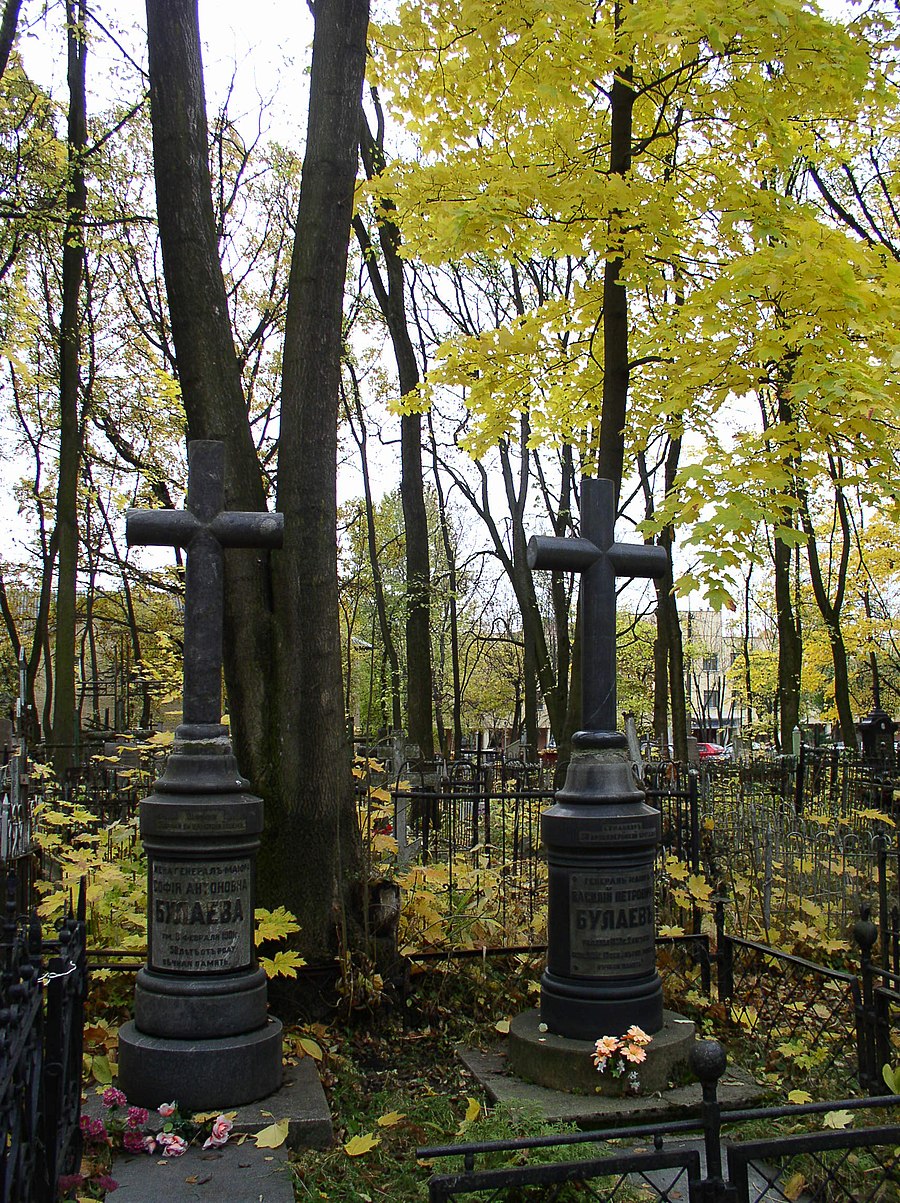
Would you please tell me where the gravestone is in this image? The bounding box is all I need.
[508,479,695,1098]
[858,707,897,770]
[118,441,285,1110]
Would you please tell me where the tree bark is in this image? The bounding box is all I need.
[0,0,22,80]
[764,375,802,752]
[144,0,368,972]
[773,534,802,751]
[596,9,633,497]
[145,0,278,808]
[797,462,857,747]
[638,437,687,761]
[354,100,433,759]
[51,0,88,778]
[270,0,369,962]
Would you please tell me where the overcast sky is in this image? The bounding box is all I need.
[17,0,314,149]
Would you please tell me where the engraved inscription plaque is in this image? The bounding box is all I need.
[151,858,253,973]
[568,866,655,978]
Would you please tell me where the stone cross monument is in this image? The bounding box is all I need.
[118,440,285,1110]
[520,477,668,1042]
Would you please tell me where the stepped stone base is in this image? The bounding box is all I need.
[118,1017,283,1111]
[508,1008,696,1096]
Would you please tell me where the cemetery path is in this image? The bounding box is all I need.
[109,1140,294,1202]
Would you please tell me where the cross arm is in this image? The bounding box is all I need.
[527,535,600,573]
[126,510,200,549]
[608,543,668,580]
[209,512,284,548]
[126,509,285,551]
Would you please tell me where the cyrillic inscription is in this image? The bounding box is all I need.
[568,867,655,977]
[151,859,252,973]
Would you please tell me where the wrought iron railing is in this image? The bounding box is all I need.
[420,1041,900,1201]
[0,875,87,1202]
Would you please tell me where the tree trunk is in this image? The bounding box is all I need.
[797,464,857,747]
[427,412,463,756]
[638,438,687,761]
[596,10,633,497]
[344,367,403,731]
[51,0,88,779]
[0,0,22,81]
[773,533,801,751]
[764,375,802,753]
[354,102,434,760]
[270,0,369,964]
[144,0,368,972]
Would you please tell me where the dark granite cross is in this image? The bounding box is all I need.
[527,477,667,734]
[126,440,284,731]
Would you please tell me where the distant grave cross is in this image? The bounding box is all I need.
[527,477,667,733]
[126,440,283,728]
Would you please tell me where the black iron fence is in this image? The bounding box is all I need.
[371,747,900,954]
[0,875,87,1203]
[667,901,897,1099]
[420,1040,900,1201]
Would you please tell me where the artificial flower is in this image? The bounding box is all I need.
[157,1132,188,1157]
[202,1115,234,1149]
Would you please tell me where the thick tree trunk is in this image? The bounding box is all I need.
[270,0,368,962]
[51,0,88,779]
[144,1,273,779]
[401,418,434,759]
[0,0,22,80]
[145,0,368,972]
[765,375,802,752]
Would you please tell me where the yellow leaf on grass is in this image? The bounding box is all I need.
[787,1090,813,1104]
[376,1111,406,1128]
[495,1018,511,1034]
[465,1098,481,1123]
[253,1120,290,1148]
[823,1110,853,1129]
[344,1132,380,1156]
[299,1037,323,1061]
[783,1172,806,1201]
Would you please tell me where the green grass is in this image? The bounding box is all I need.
[289,963,653,1201]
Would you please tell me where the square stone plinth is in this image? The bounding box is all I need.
[459,1043,763,1126]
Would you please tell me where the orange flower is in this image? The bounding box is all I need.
[624,1026,651,1047]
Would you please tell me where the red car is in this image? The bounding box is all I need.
[697,741,729,760]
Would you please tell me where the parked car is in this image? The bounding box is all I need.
[697,741,729,760]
